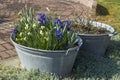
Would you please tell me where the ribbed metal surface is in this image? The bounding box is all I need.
[11,36,82,76]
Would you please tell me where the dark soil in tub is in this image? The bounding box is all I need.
[72,21,110,34]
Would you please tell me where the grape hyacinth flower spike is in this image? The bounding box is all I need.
[12,28,19,37]
[38,13,47,25]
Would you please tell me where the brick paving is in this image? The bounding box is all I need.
[0,21,17,60]
[0,0,90,60]
[0,52,10,59]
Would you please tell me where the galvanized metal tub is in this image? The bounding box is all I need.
[11,36,82,76]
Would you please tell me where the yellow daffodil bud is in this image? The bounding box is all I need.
[23,37,27,41]
[25,24,29,30]
[27,32,31,35]
[19,32,22,37]
[54,27,57,29]
[40,30,44,35]
[16,38,18,41]
[45,32,48,35]
[33,24,36,28]
[41,26,45,29]
[44,37,49,41]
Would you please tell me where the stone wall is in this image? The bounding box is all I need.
[69,0,97,15]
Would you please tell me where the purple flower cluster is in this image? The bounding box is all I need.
[54,18,72,41]
[38,13,72,41]
[54,18,72,31]
[12,28,19,37]
[55,29,63,41]
[62,20,72,31]
[38,13,48,26]
[54,18,63,28]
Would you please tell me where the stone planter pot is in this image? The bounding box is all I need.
[10,36,82,76]
[78,21,116,56]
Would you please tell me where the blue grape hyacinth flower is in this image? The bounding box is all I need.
[38,13,47,25]
[38,13,46,21]
[55,29,61,36]
[67,25,71,31]
[12,28,19,37]
[58,33,64,41]
[54,18,60,26]
[55,29,64,41]
[62,20,69,26]
[62,20,72,31]
[54,18,63,28]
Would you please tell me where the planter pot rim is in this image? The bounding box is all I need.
[10,35,82,53]
[77,20,117,36]
[78,33,109,36]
